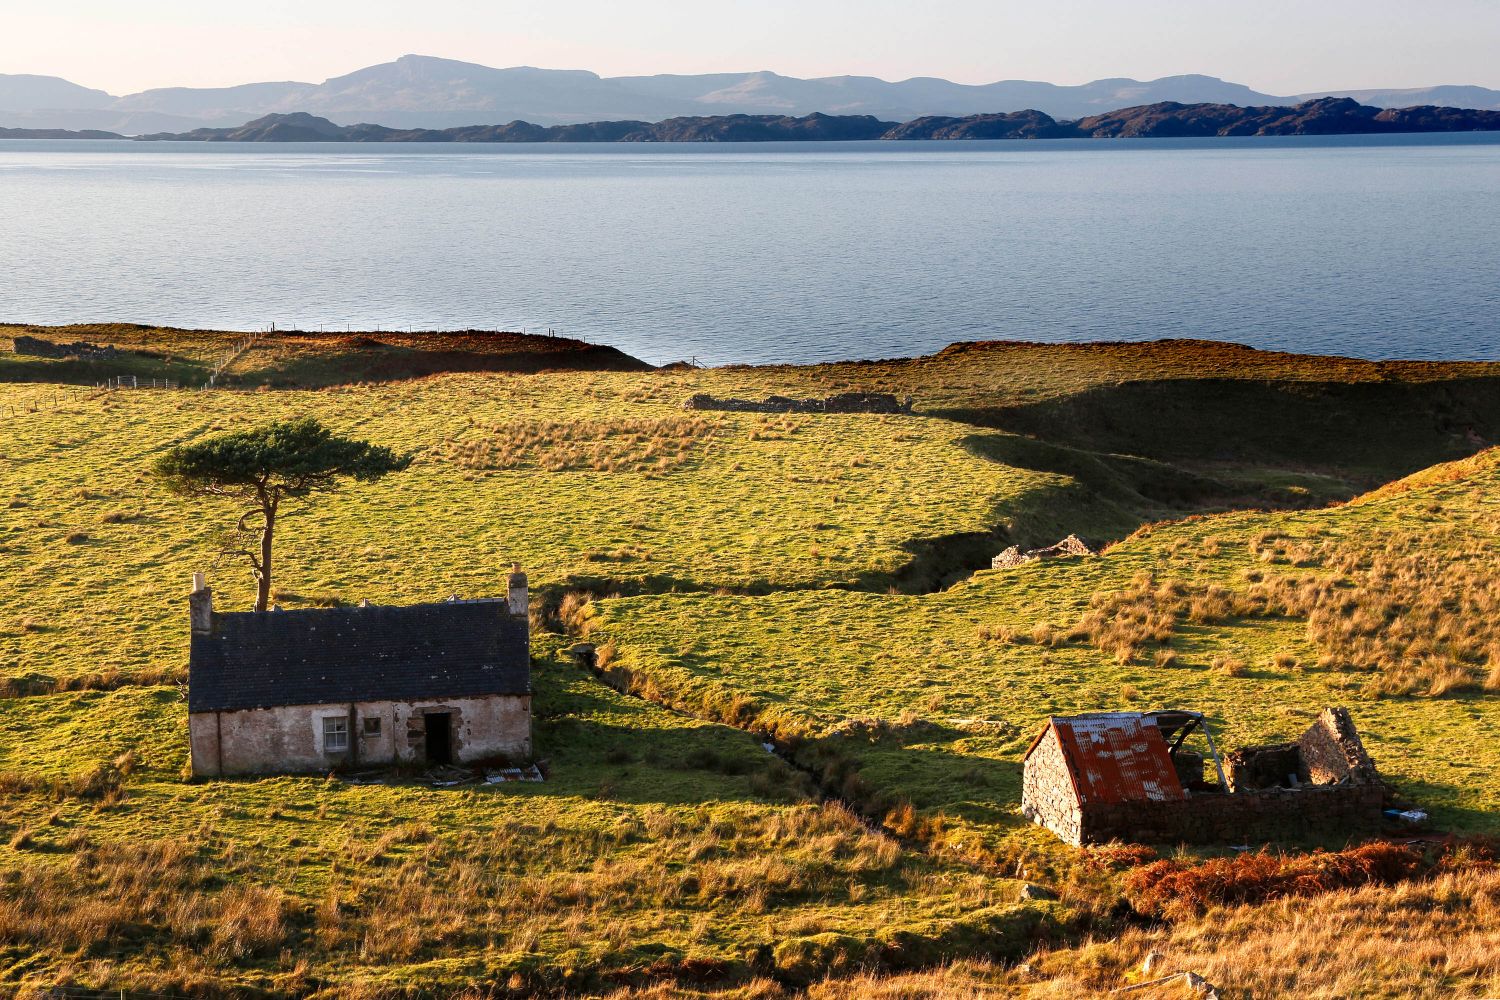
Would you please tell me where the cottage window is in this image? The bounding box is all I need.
[323,715,349,753]
[363,717,381,736]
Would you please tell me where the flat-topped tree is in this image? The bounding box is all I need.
[153,416,411,611]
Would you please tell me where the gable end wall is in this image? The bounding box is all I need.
[1022,725,1084,845]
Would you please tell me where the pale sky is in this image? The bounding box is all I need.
[7,0,1500,96]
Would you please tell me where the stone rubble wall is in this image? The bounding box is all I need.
[1299,706,1378,784]
[10,335,119,359]
[993,533,1097,569]
[683,392,913,414]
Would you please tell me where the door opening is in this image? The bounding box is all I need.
[424,712,453,765]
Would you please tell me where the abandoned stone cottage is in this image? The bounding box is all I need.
[187,567,532,777]
[1021,707,1385,845]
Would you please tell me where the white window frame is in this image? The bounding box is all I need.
[322,714,349,753]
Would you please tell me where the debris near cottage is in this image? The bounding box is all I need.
[683,391,914,414]
[1022,706,1387,845]
[992,533,1096,569]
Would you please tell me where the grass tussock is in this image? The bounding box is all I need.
[0,752,136,802]
[0,664,185,698]
[440,416,725,474]
[1068,523,1500,695]
[1029,866,1500,999]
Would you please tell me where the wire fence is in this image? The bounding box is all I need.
[203,331,265,389]
[95,376,180,391]
[1,384,99,419]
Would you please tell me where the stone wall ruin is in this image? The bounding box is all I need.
[992,534,1096,569]
[1023,707,1387,846]
[683,392,913,414]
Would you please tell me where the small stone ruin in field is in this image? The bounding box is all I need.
[683,391,913,414]
[992,533,1096,569]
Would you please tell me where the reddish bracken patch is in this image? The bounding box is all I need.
[1081,843,1160,872]
[1126,841,1434,917]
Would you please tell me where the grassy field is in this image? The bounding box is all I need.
[2,330,1499,997]
[590,448,1500,856]
[1,637,1060,994]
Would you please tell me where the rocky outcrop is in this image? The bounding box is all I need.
[683,392,913,414]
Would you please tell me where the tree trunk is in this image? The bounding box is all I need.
[255,508,275,612]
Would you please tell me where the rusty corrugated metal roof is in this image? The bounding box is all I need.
[1044,713,1187,805]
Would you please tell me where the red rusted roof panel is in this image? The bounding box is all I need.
[1052,714,1186,805]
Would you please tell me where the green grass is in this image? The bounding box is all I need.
[0,638,1041,994]
[0,373,1081,690]
[589,448,1500,852]
[3,334,1500,996]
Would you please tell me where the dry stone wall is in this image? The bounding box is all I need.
[683,392,913,414]
[1076,783,1386,845]
[1020,726,1085,845]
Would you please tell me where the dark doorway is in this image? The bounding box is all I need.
[424,712,452,765]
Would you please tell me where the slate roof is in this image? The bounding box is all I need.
[188,600,529,713]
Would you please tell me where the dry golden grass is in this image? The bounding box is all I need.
[1067,519,1500,696]
[1028,867,1500,998]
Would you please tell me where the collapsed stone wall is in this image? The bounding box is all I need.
[1298,706,1377,784]
[10,335,119,359]
[683,392,913,414]
[1226,742,1302,792]
[992,534,1096,569]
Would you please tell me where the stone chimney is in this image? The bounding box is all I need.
[507,563,528,619]
[189,572,215,635]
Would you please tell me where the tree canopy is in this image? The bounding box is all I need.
[153,416,410,499]
[153,416,412,610]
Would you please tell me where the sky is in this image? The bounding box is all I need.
[6,0,1500,96]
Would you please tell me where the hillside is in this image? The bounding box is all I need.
[125,98,1500,143]
[7,56,1500,133]
[0,324,653,388]
[2,337,1499,996]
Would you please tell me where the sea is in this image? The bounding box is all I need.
[1,132,1497,366]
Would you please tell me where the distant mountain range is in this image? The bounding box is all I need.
[8,99,1495,144]
[3,54,1500,134]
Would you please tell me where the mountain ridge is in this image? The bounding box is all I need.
[4,55,1499,134]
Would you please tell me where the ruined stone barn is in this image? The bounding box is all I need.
[187,567,532,777]
[1021,707,1385,845]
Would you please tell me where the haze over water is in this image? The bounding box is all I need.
[1,133,1497,366]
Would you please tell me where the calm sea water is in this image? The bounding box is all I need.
[1,133,1497,366]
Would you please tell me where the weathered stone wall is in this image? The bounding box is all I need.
[1020,726,1084,845]
[190,694,531,776]
[683,392,913,414]
[10,335,118,359]
[1076,783,1386,845]
[992,534,1096,570]
[1225,742,1301,792]
[1298,706,1377,784]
